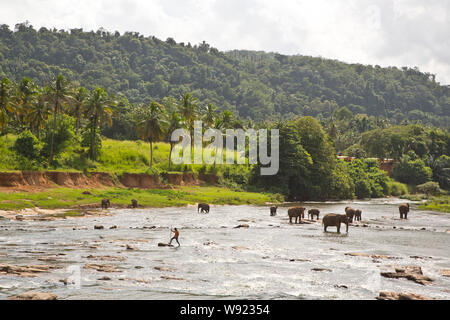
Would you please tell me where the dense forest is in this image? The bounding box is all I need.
[0,22,449,127]
[0,22,449,201]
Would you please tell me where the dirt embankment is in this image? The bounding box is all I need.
[0,171,218,191]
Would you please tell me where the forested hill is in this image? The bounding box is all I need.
[0,23,449,126]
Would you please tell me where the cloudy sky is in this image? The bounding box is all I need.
[1,0,449,84]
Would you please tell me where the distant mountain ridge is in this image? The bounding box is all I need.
[0,22,448,126]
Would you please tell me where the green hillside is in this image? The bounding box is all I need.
[0,22,448,126]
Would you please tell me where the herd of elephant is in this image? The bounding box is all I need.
[98,199,411,234]
[270,203,411,234]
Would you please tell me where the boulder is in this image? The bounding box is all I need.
[94,225,104,230]
[85,255,126,262]
[380,266,434,285]
[161,275,184,281]
[0,264,59,277]
[158,243,173,247]
[377,292,434,300]
[441,269,450,277]
[154,266,176,272]
[232,246,249,250]
[334,285,348,289]
[311,268,332,272]
[8,291,58,300]
[84,264,120,273]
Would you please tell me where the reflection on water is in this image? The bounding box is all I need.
[0,199,449,300]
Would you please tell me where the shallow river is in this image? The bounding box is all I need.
[0,198,449,300]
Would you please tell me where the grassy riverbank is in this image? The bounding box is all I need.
[0,186,283,211]
[418,195,450,213]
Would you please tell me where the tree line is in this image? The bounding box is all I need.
[1,73,449,199]
[0,75,247,171]
[1,22,448,127]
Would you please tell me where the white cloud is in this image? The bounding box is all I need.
[0,0,448,84]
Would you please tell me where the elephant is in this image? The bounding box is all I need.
[308,209,320,220]
[345,207,357,223]
[198,203,210,213]
[399,203,410,219]
[270,206,278,216]
[322,214,349,234]
[354,209,362,221]
[131,199,138,208]
[101,198,110,209]
[288,207,305,224]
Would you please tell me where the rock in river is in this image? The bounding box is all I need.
[84,264,120,273]
[376,291,434,300]
[380,266,434,285]
[8,291,58,300]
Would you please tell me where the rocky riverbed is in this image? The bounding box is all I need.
[0,198,449,300]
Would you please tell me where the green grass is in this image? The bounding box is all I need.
[418,195,450,213]
[0,186,282,211]
[0,135,249,175]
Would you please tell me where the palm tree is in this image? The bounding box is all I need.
[137,101,167,168]
[216,110,235,166]
[178,93,199,150]
[85,88,115,160]
[166,111,184,171]
[203,103,217,129]
[27,91,51,139]
[46,75,74,163]
[202,103,217,152]
[0,77,16,136]
[16,77,38,129]
[72,87,89,135]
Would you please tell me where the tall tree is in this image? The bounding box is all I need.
[0,77,15,136]
[16,77,38,129]
[26,90,50,139]
[137,101,167,168]
[46,75,74,163]
[72,87,89,135]
[178,93,199,151]
[85,88,114,160]
[213,110,235,167]
[166,111,184,171]
[203,103,217,128]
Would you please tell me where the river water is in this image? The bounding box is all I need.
[0,198,449,300]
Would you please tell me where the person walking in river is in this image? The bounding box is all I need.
[169,227,180,247]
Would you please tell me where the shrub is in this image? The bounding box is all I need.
[344,144,367,158]
[13,130,41,159]
[41,115,76,159]
[392,153,432,185]
[416,182,442,196]
[329,161,355,199]
[387,180,408,196]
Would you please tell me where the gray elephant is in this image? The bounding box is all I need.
[345,207,357,223]
[270,206,278,216]
[399,203,410,219]
[288,207,305,224]
[101,198,110,209]
[308,209,320,220]
[322,214,349,234]
[354,209,362,221]
[198,203,210,213]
